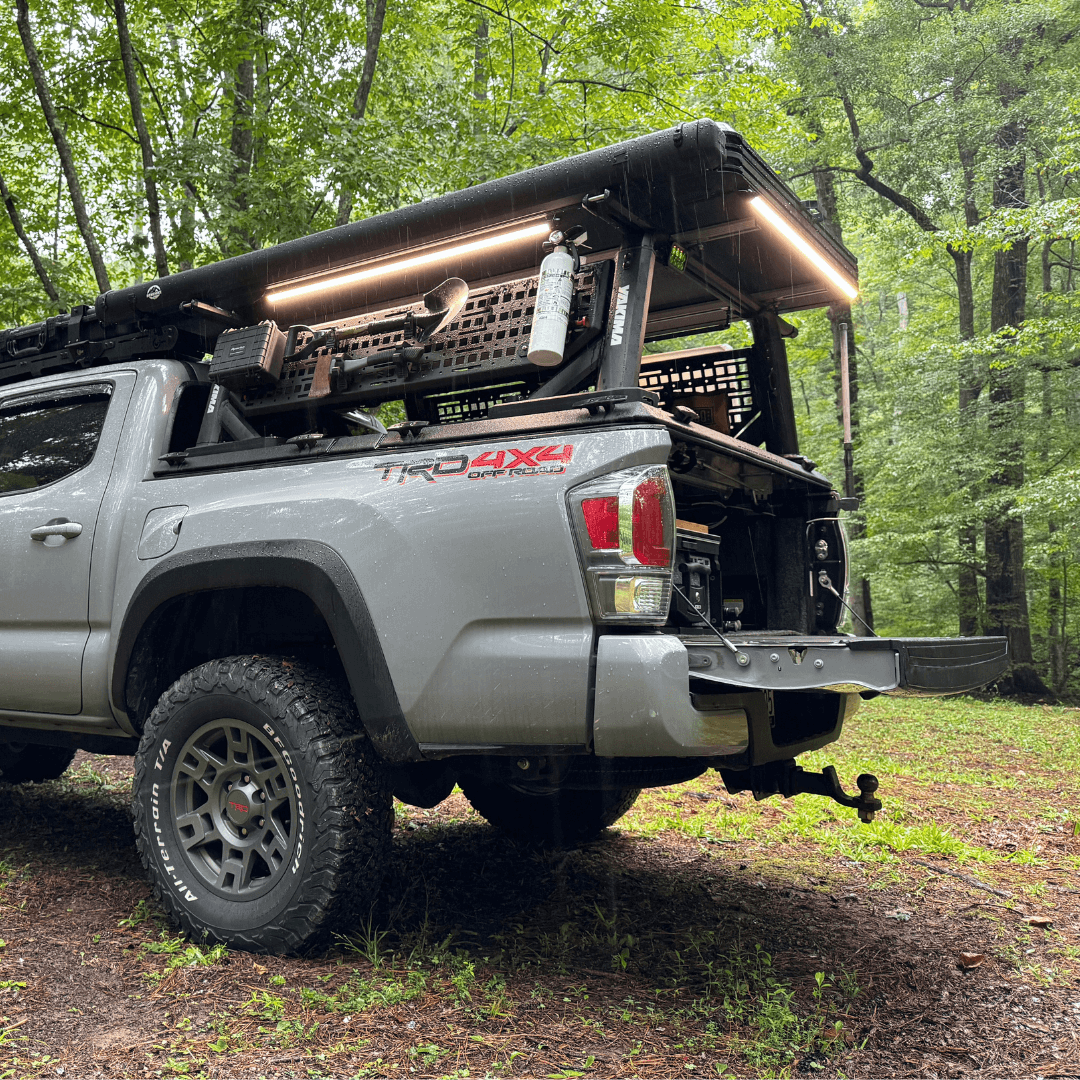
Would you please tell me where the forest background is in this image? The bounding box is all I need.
[0,0,1078,694]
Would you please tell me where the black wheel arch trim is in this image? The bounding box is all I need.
[112,539,422,762]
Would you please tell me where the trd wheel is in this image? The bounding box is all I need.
[460,780,640,849]
[0,743,76,784]
[132,656,391,955]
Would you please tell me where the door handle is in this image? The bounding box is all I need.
[30,519,83,541]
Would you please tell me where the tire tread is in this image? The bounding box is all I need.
[132,655,390,955]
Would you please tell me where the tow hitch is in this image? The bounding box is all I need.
[719,760,882,823]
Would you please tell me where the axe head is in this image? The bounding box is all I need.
[413,277,469,343]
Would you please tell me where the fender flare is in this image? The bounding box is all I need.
[111,538,422,762]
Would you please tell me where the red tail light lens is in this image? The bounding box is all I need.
[569,464,674,624]
[631,477,669,566]
[582,496,619,549]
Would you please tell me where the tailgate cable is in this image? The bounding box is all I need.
[816,572,878,636]
[671,583,751,667]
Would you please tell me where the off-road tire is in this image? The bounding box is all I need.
[132,656,391,955]
[460,780,640,848]
[0,743,76,784]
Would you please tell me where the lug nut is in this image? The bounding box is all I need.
[242,774,251,784]
[240,827,248,836]
[225,781,233,792]
[256,791,265,801]
[257,818,265,828]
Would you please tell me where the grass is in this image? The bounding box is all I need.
[1,694,1076,1078]
[626,695,1080,871]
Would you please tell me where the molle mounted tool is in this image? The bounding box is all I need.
[339,277,469,376]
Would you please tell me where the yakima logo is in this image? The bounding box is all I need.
[375,444,573,484]
[609,285,631,346]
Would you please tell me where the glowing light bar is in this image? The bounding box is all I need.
[749,196,858,300]
[266,221,552,304]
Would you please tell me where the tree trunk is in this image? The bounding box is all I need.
[15,0,111,293]
[1040,217,1065,693]
[952,241,979,638]
[165,23,194,270]
[984,117,1044,693]
[953,140,981,635]
[474,18,489,103]
[0,171,61,308]
[114,0,169,277]
[1044,368,1064,692]
[227,51,255,252]
[335,0,388,228]
[813,167,873,634]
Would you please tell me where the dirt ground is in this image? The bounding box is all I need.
[0,698,1077,1079]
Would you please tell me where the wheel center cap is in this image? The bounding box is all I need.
[221,780,260,826]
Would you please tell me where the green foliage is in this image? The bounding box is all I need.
[1,0,1078,687]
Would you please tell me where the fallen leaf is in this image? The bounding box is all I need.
[252,962,267,975]
[1025,915,1052,928]
[957,952,985,969]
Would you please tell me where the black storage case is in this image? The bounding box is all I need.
[209,322,286,388]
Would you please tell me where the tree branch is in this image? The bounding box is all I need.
[0,171,61,308]
[134,49,177,146]
[500,0,515,136]
[16,0,111,292]
[114,0,169,276]
[335,0,388,227]
[457,0,557,49]
[55,105,138,143]
[837,88,940,232]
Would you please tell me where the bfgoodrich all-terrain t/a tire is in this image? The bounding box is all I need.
[460,779,640,849]
[132,656,391,955]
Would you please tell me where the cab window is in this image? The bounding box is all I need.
[0,386,112,495]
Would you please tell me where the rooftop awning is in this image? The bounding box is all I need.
[96,120,858,339]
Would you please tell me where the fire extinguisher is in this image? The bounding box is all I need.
[527,228,587,367]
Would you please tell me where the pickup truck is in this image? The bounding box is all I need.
[0,120,1008,954]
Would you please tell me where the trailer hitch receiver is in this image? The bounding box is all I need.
[719,760,882,823]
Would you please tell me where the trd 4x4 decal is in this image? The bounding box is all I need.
[375,444,574,483]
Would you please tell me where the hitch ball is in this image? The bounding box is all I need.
[856,773,880,823]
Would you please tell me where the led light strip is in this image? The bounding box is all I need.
[266,221,552,304]
[750,196,858,300]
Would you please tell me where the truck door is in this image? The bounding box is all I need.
[0,375,133,715]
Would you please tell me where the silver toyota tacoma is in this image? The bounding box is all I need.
[0,120,1007,953]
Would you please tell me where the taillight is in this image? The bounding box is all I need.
[582,497,619,549]
[631,477,669,566]
[568,465,675,623]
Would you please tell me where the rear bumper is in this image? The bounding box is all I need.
[591,632,1008,761]
[682,634,1009,696]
